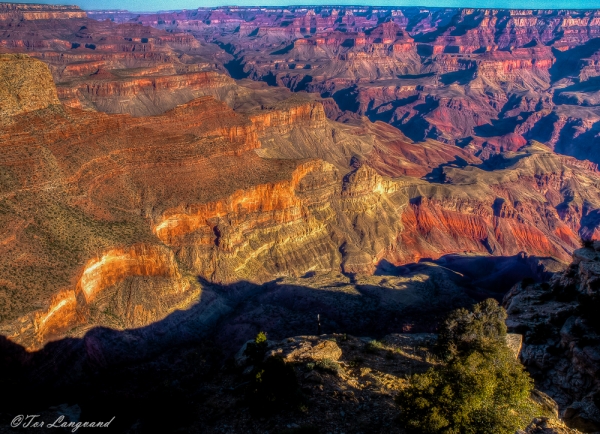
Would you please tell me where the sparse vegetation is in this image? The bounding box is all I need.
[315,358,341,375]
[0,192,155,322]
[255,330,268,345]
[365,339,385,353]
[244,331,269,365]
[436,298,508,360]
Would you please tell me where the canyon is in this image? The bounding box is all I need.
[2,52,598,352]
[0,3,599,433]
[93,6,600,165]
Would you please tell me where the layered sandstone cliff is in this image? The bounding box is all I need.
[130,6,600,165]
[57,70,237,115]
[1,52,600,355]
[3,5,600,164]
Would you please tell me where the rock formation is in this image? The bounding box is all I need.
[2,5,600,164]
[82,6,600,164]
[0,53,59,118]
[0,3,86,20]
[1,52,599,354]
[505,242,600,432]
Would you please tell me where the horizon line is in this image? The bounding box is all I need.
[2,2,600,13]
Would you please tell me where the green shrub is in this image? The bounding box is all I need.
[437,298,507,360]
[244,331,269,365]
[255,331,268,345]
[397,299,536,434]
[315,358,341,375]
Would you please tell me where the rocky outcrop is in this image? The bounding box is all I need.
[0,54,59,119]
[248,97,327,131]
[153,159,342,283]
[28,244,194,350]
[505,242,600,432]
[236,335,343,367]
[519,418,580,434]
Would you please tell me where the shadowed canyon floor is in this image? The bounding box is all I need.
[0,4,600,433]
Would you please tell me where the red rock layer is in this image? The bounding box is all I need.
[2,51,600,352]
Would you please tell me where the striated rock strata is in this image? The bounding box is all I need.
[1,54,600,355]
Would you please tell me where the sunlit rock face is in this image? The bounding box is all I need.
[153,160,343,283]
[248,98,327,133]
[31,244,191,347]
[0,54,60,118]
[0,19,600,355]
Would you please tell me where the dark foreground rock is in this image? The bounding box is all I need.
[505,242,600,432]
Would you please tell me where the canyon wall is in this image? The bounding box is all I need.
[0,11,599,364]
[0,3,86,20]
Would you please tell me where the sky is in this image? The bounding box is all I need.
[16,0,600,12]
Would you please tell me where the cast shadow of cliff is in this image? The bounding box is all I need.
[415,253,559,293]
[2,253,557,376]
[0,253,560,430]
[422,156,470,182]
[549,37,600,82]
